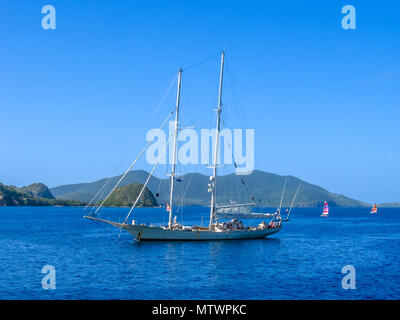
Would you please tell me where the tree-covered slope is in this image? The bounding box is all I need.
[19,183,55,199]
[50,170,367,207]
[0,183,83,206]
[103,183,158,207]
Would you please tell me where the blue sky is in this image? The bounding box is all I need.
[1,0,399,203]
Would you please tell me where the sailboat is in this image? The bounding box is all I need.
[370,203,378,214]
[84,51,282,240]
[321,201,329,217]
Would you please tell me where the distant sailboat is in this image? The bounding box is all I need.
[370,203,378,214]
[321,201,329,217]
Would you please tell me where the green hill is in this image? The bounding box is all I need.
[0,183,83,206]
[19,183,55,199]
[103,183,158,207]
[50,170,367,207]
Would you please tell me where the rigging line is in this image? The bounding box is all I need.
[85,178,111,211]
[113,72,177,171]
[260,178,287,214]
[222,128,242,202]
[93,110,175,216]
[88,183,114,216]
[279,178,288,213]
[180,83,208,175]
[226,60,266,182]
[176,171,194,224]
[86,73,178,212]
[157,159,169,198]
[220,114,255,199]
[225,61,259,184]
[225,131,252,199]
[287,182,302,220]
[155,168,164,196]
[114,72,177,170]
[123,133,174,224]
[181,84,197,131]
[225,60,248,130]
[182,51,221,72]
[145,72,178,126]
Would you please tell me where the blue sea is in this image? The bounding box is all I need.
[0,206,399,300]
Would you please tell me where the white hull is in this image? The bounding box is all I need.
[122,224,281,241]
[84,216,281,241]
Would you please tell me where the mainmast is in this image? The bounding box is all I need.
[168,68,182,229]
[209,51,225,227]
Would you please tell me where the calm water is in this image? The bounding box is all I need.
[0,206,399,300]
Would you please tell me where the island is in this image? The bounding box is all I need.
[103,183,158,207]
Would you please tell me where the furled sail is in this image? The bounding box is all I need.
[215,202,256,215]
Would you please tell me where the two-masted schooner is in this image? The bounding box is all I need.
[84,51,282,240]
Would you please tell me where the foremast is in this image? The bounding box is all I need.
[168,68,183,229]
[209,51,225,227]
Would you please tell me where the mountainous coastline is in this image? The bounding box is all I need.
[0,183,82,206]
[50,170,368,207]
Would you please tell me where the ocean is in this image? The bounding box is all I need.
[0,206,399,300]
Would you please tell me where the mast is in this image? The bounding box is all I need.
[209,51,225,227]
[168,68,182,229]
